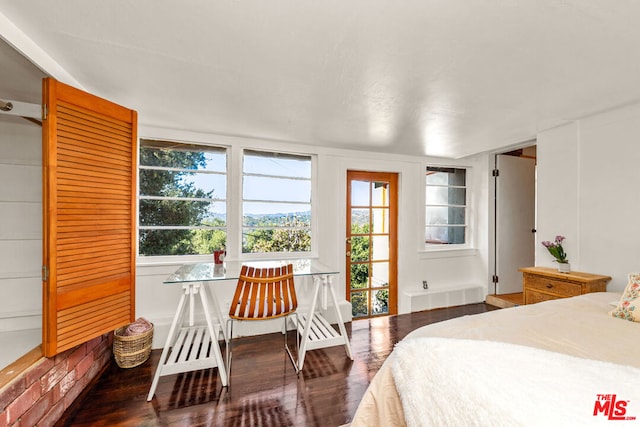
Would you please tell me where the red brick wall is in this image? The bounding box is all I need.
[0,333,113,426]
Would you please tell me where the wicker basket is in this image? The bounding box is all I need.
[113,323,153,368]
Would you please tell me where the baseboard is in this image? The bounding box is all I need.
[404,284,485,312]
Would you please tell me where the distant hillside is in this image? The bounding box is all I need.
[350,210,370,225]
[243,211,311,226]
[208,210,370,227]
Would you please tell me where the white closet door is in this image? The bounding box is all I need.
[496,154,536,294]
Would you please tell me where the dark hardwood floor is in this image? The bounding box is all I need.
[56,303,498,427]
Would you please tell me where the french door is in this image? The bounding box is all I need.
[346,171,398,319]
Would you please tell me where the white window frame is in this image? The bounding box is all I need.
[424,165,469,251]
[240,148,315,260]
[137,138,228,261]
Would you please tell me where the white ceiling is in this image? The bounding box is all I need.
[2,1,640,158]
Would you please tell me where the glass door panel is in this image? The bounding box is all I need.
[371,262,389,288]
[350,263,369,289]
[351,291,368,317]
[372,289,389,315]
[371,208,389,233]
[371,235,389,261]
[350,236,370,261]
[351,208,370,230]
[351,180,370,205]
[372,182,390,206]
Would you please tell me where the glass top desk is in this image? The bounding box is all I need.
[147,259,353,401]
[163,259,337,284]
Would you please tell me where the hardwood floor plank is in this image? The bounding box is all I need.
[56,303,498,427]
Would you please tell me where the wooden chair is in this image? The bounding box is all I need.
[226,264,300,377]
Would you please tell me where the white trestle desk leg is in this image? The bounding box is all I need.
[189,283,195,326]
[204,282,228,343]
[297,275,321,370]
[147,282,228,401]
[147,284,190,401]
[297,274,353,370]
[322,274,328,310]
[198,283,228,386]
[326,275,353,360]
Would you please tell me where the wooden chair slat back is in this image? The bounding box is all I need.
[229,264,297,320]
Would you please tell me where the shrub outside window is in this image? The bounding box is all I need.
[138,139,227,256]
[425,166,466,246]
[242,150,312,254]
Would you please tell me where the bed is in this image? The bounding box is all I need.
[350,291,640,426]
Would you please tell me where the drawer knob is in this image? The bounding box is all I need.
[546,283,553,289]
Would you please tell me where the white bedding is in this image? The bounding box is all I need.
[350,292,640,427]
[392,338,640,427]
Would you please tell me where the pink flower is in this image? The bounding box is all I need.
[541,235,568,263]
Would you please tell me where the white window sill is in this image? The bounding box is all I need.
[136,254,213,268]
[418,247,477,259]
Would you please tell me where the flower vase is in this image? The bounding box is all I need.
[557,262,570,273]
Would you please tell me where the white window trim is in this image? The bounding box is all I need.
[422,163,473,252]
[239,147,317,261]
[136,138,230,263]
[135,136,319,265]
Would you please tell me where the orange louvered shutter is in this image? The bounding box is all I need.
[42,78,137,357]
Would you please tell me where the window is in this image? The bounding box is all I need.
[242,150,312,254]
[138,139,227,256]
[425,166,467,246]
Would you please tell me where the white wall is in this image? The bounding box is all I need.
[0,115,42,328]
[137,126,491,348]
[0,114,42,369]
[0,117,492,352]
[537,103,640,291]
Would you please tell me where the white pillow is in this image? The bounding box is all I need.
[610,272,640,322]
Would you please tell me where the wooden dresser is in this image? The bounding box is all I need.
[519,266,611,305]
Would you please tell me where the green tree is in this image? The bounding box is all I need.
[350,223,370,288]
[349,223,370,317]
[348,223,389,317]
[139,146,218,256]
[192,219,227,254]
[243,216,311,253]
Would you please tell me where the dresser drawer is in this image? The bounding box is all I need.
[525,289,562,305]
[524,274,582,297]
